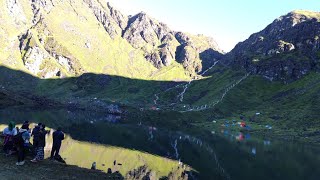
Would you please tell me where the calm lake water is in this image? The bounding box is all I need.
[0,108,319,180]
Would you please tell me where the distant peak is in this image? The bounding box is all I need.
[290,10,320,16]
[283,10,320,20]
[274,10,320,27]
[137,11,147,17]
[129,11,159,24]
[129,11,149,21]
[106,2,113,9]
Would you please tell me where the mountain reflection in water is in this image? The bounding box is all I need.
[0,108,319,180]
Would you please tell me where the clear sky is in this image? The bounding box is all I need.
[107,0,320,52]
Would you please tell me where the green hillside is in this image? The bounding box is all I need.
[0,1,320,178]
[1,63,319,144]
[0,0,224,81]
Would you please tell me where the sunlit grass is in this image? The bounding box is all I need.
[292,10,320,19]
[0,124,191,178]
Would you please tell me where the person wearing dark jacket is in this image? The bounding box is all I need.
[31,123,42,151]
[22,121,30,131]
[50,127,65,159]
[31,124,48,163]
[15,127,31,166]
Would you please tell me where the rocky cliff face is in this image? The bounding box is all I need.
[0,0,223,80]
[83,0,128,39]
[226,10,320,82]
[175,32,224,74]
[121,12,224,74]
[123,12,176,68]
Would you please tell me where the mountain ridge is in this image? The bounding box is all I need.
[225,10,320,82]
[3,0,319,83]
[0,0,223,80]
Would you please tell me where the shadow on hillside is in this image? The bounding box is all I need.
[1,64,320,180]
[200,48,224,73]
[0,65,190,108]
[0,65,218,179]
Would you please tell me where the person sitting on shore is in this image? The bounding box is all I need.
[3,122,18,155]
[50,127,65,160]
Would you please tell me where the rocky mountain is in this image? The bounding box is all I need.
[226,10,320,82]
[0,1,319,161]
[0,0,223,80]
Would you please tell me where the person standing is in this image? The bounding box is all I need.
[31,124,48,163]
[91,162,96,170]
[50,127,64,160]
[22,121,30,130]
[15,126,30,166]
[31,123,42,155]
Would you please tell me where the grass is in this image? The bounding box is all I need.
[41,1,190,81]
[292,10,320,19]
[0,61,319,144]
[0,124,189,179]
[1,0,191,82]
[180,71,320,143]
[60,138,182,178]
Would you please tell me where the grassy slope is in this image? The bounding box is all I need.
[0,0,31,71]
[45,2,152,78]
[0,0,190,81]
[292,10,320,19]
[61,139,182,178]
[175,68,320,143]
[0,124,187,179]
[1,62,319,135]
[210,72,320,128]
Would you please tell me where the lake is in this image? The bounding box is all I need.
[0,108,319,180]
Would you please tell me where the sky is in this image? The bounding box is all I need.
[107,0,320,52]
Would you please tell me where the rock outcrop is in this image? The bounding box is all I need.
[176,43,202,74]
[103,8,224,75]
[175,32,224,73]
[83,0,128,39]
[122,12,224,74]
[6,0,30,28]
[226,10,320,82]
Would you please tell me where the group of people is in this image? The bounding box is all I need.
[2,121,65,166]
